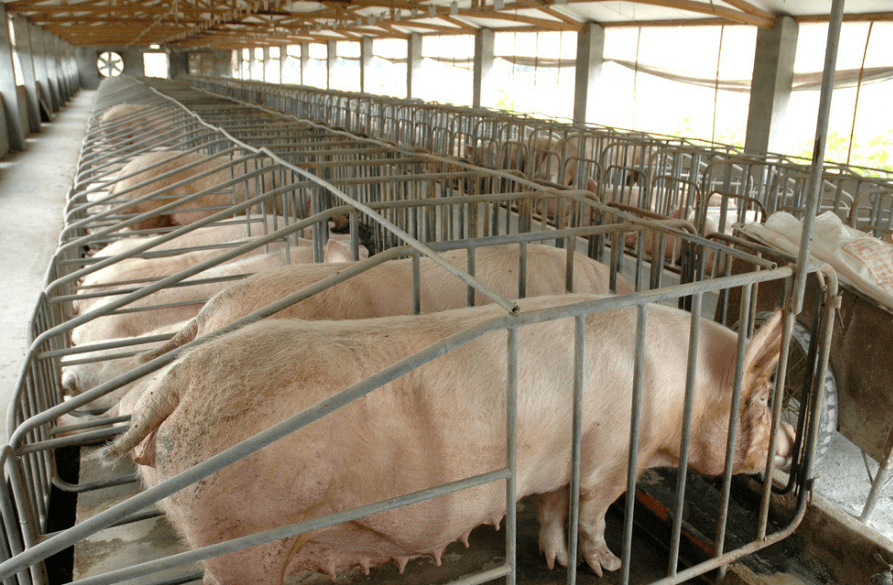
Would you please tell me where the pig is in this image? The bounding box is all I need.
[60,321,188,410]
[71,240,361,346]
[107,150,287,231]
[76,233,368,316]
[102,297,794,584]
[96,103,171,148]
[71,244,631,398]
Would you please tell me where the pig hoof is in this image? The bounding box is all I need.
[582,543,621,577]
[538,525,568,569]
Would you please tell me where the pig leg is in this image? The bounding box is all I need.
[536,488,569,569]
[578,477,626,577]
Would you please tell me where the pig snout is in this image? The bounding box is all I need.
[774,422,796,469]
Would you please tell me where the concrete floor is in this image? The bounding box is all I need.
[0,86,890,583]
[0,89,94,441]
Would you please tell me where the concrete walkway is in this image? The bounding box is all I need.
[0,89,95,440]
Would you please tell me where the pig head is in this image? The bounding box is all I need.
[102,298,792,585]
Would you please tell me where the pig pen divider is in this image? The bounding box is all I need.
[0,266,829,585]
[1,78,836,585]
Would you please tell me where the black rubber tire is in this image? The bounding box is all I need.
[753,311,839,469]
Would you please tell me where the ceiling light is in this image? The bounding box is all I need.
[450,1,458,15]
[394,9,401,21]
[493,0,503,8]
[368,15,375,25]
[149,43,160,49]
[429,4,436,16]
[411,8,418,17]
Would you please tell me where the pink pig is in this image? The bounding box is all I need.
[103,296,794,585]
[75,244,630,401]
[108,150,285,231]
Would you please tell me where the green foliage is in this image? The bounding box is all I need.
[791,130,893,177]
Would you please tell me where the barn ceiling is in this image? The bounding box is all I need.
[5,0,893,50]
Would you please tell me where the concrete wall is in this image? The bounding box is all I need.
[75,47,146,88]
[167,50,187,78]
[76,47,102,89]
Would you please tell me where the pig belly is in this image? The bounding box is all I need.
[150,385,521,583]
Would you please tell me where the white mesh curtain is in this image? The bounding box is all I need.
[370,38,407,98]
[492,31,576,120]
[418,35,474,106]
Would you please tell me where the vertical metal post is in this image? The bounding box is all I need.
[505,326,519,585]
[715,284,753,579]
[621,304,647,585]
[566,315,586,585]
[668,293,702,576]
[412,253,421,315]
[758,309,796,537]
[790,0,845,314]
[466,246,476,307]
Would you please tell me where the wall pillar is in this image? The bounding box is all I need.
[300,42,309,85]
[326,40,336,89]
[262,46,270,82]
[0,4,26,150]
[11,16,41,133]
[360,36,372,93]
[745,15,799,156]
[42,30,60,110]
[76,46,100,89]
[472,28,494,109]
[573,22,605,125]
[279,44,288,83]
[54,36,68,102]
[407,33,422,99]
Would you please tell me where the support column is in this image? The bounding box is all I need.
[262,46,270,82]
[31,25,50,105]
[300,42,309,85]
[744,15,798,156]
[0,3,26,150]
[407,33,422,99]
[472,28,494,109]
[43,29,60,111]
[61,42,73,98]
[573,22,605,125]
[12,16,40,133]
[53,36,67,102]
[279,44,288,84]
[326,40,336,89]
[360,36,372,93]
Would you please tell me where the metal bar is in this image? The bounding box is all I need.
[790,0,845,314]
[621,304,647,585]
[714,283,753,577]
[566,315,585,585]
[667,292,702,575]
[505,326,519,585]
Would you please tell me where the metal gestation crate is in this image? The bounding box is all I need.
[0,78,832,585]
[185,75,893,239]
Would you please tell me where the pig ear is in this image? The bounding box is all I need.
[743,310,784,388]
[586,177,598,194]
[324,239,354,263]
